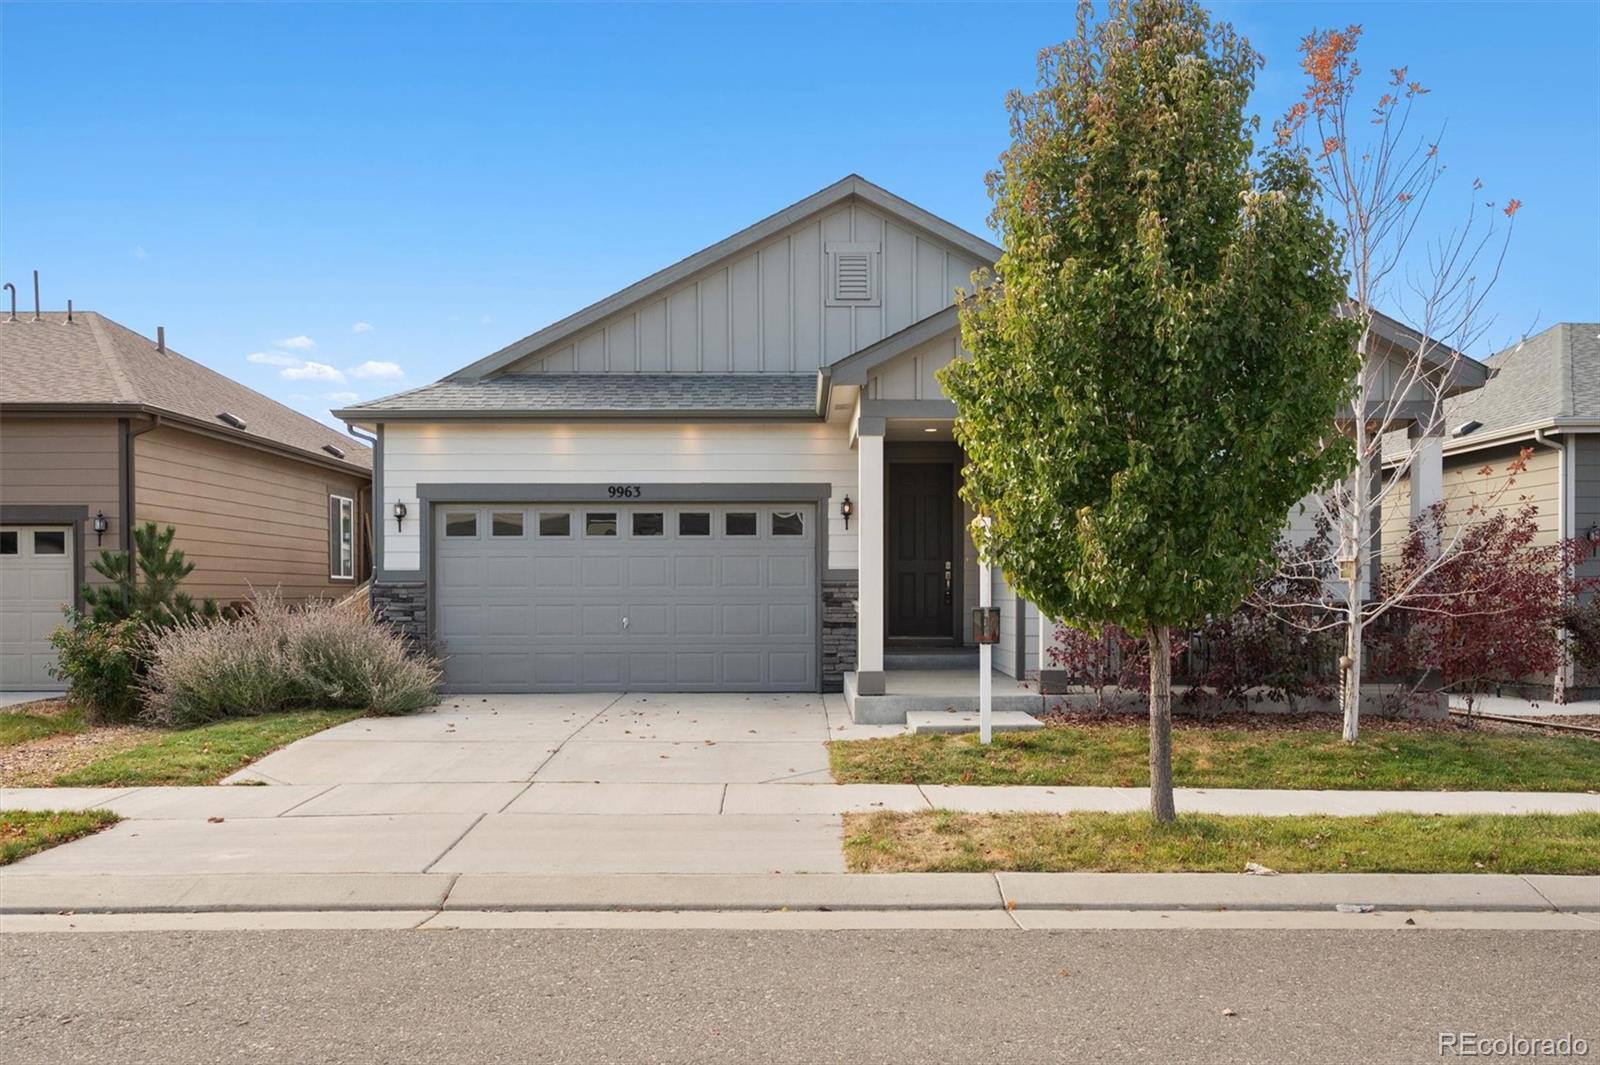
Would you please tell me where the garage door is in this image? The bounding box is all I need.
[435,502,818,692]
[0,525,73,691]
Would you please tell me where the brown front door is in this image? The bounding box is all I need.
[887,462,954,638]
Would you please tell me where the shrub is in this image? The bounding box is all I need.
[82,522,219,626]
[142,592,439,727]
[48,616,145,723]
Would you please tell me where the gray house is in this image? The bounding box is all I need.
[337,175,1482,720]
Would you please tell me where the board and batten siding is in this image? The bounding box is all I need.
[382,421,860,572]
[0,415,124,586]
[134,426,366,604]
[865,331,963,401]
[503,202,986,376]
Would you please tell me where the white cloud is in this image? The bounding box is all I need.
[351,321,374,334]
[479,314,493,325]
[324,391,360,404]
[133,245,148,261]
[280,361,346,383]
[247,351,302,367]
[277,335,316,350]
[349,360,404,380]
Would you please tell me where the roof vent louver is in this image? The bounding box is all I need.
[1453,419,1482,437]
[321,443,346,459]
[826,242,880,307]
[217,411,248,430]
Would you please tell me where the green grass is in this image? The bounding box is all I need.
[843,809,1600,874]
[0,701,91,747]
[50,709,362,787]
[830,723,1600,792]
[1,809,121,865]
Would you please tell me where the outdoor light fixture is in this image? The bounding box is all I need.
[92,511,108,546]
[393,500,408,532]
[840,495,853,530]
[1588,523,1600,544]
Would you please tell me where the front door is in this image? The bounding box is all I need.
[887,463,954,638]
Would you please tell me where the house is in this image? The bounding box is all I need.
[1383,322,1598,559]
[0,301,372,691]
[335,175,1484,720]
[1382,322,1600,693]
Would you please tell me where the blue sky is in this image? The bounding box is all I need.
[4,2,1596,434]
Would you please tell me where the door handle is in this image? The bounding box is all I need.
[944,561,953,604]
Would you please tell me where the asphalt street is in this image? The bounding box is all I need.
[4,928,1597,1064]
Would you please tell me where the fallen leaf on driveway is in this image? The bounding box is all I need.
[207,817,225,824]
[1243,862,1277,876]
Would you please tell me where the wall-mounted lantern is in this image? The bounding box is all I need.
[840,495,853,531]
[92,511,108,547]
[1588,523,1600,544]
[393,500,408,533]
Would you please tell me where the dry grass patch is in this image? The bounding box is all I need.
[842,810,1600,874]
[830,715,1600,792]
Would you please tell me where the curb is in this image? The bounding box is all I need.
[1,872,1596,916]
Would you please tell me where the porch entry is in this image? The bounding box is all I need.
[886,460,956,640]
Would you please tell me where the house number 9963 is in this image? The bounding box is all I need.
[607,485,643,499]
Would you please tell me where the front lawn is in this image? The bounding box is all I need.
[0,701,91,747]
[830,718,1600,792]
[843,810,1600,874]
[49,709,361,787]
[0,809,121,866]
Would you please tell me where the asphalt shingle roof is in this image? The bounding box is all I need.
[0,311,370,470]
[339,373,819,416]
[1449,322,1600,439]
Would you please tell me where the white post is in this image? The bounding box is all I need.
[856,428,886,695]
[977,516,993,744]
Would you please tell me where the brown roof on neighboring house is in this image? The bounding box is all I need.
[0,311,370,472]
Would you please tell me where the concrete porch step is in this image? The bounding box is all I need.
[844,670,1046,725]
[884,648,980,670]
[906,710,1044,735]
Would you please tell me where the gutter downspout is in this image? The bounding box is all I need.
[1532,428,1571,700]
[122,414,161,556]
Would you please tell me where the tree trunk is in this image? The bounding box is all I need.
[1341,597,1363,743]
[1147,624,1176,823]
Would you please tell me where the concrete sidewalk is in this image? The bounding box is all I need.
[5,781,1599,820]
[1,871,1596,918]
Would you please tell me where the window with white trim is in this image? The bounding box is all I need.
[330,495,355,579]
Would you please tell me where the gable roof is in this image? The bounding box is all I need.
[1446,322,1600,447]
[446,175,1001,381]
[0,311,371,473]
[334,373,820,420]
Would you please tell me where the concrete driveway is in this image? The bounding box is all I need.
[1,693,909,879]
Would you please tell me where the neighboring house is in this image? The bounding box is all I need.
[1382,322,1600,694]
[1383,322,1599,563]
[0,306,372,691]
[336,174,1484,717]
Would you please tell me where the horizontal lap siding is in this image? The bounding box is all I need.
[383,421,858,572]
[0,416,124,586]
[1382,442,1562,561]
[134,427,366,604]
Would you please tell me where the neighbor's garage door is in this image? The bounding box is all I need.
[0,526,73,691]
[435,502,818,692]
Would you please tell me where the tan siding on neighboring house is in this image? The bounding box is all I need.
[0,415,125,586]
[134,426,366,604]
[1382,441,1561,561]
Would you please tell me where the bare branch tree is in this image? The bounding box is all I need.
[1273,25,1521,741]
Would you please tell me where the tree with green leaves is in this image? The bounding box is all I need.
[941,0,1358,821]
[82,522,217,626]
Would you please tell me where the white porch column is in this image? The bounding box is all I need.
[856,423,886,695]
[1410,424,1445,524]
